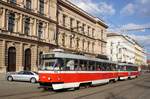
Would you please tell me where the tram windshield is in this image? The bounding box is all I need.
[39,58,64,71]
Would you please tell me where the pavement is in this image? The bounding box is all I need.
[0,73,6,81]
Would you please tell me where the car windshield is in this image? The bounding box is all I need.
[39,58,64,71]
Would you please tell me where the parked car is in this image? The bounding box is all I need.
[6,71,39,83]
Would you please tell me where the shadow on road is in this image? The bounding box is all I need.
[133,83,150,89]
[105,92,126,99]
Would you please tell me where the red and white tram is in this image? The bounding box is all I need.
[117,63,140,80]
[38,51,139,90]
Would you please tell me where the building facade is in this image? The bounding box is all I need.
[134,43,147,66]
[107,33,147,66]
[57,0,108,56]
[107,33,135,63]
[0,0,108,73]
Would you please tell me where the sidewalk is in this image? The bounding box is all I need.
[0,73,6,81]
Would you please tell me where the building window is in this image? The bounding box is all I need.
[63,14,66,27]
[62,33,65,46]
[38,22,43,39]
[82,39,85,50]
[70,18,73,29]
[39,52,43,66]
[101,29,103,40]
[92,42,94,52]
[111,49,113,54]
[111,42,113,46]
[8,13,15,32]
[8,0,16,3]
[87,26,90,36]
[82,24,85,34]
[70,35,73,48]
[87,41,90,52]
[77,21,80,31]
[92,29,95,37]
[26,0,31,10]
[24,16,30,35]
[39,0,44,15]
[76,38,79,49]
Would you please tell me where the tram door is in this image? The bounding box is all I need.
[7,47,16,72]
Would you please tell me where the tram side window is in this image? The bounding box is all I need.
[96,62,101,71]
[111,64,117,71]
[130,66,138,71]
[118,65,122,71]
[135,67,138,71]
[105,63,111,71]
[121,65,126,71]
[41,58,64,71]
[100,63,106,71]
[80,60,88,71]
[126,66,131,71]
[74,60,80,71]
[66,59,75,70]
[54,59,64,70]
[88,61,96,71]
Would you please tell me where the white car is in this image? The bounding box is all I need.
[6,71,39,83]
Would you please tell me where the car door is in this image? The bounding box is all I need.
[15,71,25,81]
[23,71,33,81]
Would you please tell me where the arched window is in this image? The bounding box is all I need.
[7,47,16,72]
[24,49,31,71]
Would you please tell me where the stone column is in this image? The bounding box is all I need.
[31,45,38,71]
[17,0,24,8]
[33,19,37,36]
[43,22,47,40]
[45,0,49,17]
[18,14,23,33]
[18,43,23,71]
[0,40,6,73]
[14,13,20,33]
[30,18,34,36]
[33,0,38,13]
[15,43,23,71]
[44,22,48,41]
[0,8,6,30]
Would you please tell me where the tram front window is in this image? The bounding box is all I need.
[40,59,63,71]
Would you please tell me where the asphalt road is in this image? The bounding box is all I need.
[0,73,150,99]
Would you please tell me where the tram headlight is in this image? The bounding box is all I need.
[48,77,51,80]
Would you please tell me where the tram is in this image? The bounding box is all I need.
[117,63,139,80]
[38,51,139,90]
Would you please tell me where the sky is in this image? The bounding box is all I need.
[71,0,150,59]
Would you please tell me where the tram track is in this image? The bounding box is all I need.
[74,75,149,99]
[0,88,58,99]
[0,75,148,99]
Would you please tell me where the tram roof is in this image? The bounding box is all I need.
[118,63,137,66]
[43,52,116,64]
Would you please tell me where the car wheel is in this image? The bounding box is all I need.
[7,76,13,81]
[30,78,36,83]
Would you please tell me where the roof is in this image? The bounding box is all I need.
[58,0,108,28]
[107,32,144,48]
[118,63,137,66]
[43,52,116,64]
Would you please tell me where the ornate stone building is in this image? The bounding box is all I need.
[0,0,108,73]
[57,0,108,56]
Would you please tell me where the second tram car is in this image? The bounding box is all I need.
[118,63,139,80]
[38,51,139,90]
